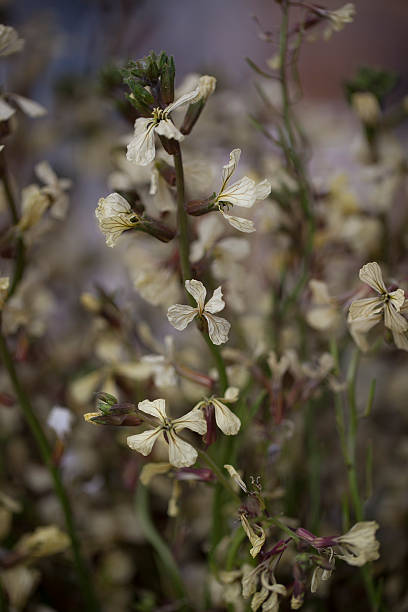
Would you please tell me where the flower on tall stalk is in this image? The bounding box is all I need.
[167,279,231,345]
[127,398,206,468]
[348,262,408,350]
[126,86,200,166]
[212,149,271,233]
[95,192,140,247]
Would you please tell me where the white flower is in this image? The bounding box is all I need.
[95,192,139,247]
[306,280,340,332]
[167,279,231,345]
[127,398,206,468]
[348,262,408,351]
[35,161,72,219]
[0,94,47,122]
[195,387,241,435]
[0,25,24,56]
[196,75,216,101]
[335,521,380,566]
[47,406,74,440]
[126,86,200,166]
[213,149,271,233]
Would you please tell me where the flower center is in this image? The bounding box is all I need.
[152,107,166,124]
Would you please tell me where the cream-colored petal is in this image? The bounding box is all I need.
[306,305,339,331]
[139,462,171,485]
[218,176,257,208]
[114,361,152,380]
[126,118,156,166]
[255,179,271,200]
[173,407,207,435]
[12,94,47,117]
[383,302,408,333]
[240,514,265,558]
[98,214,137,247]
[127,427,162,456]
[165,86,200,113]
[348,296,383,320]
[224,387,239,402]
[212,398,241,435]
[167,303,198,330]
[359,262,386,294]
[221,149,241,184]
[392,330,408,351]
[155,118,184,142]
[224,464,247,492]
[167,431,198,467]
[203,312,230,345]
[96,192,132,219]
[216,237,250,261]
[389,288,405,311]
[185,279,207,310]
[205,286,225,314]
[221,210,255,233]
[138,398,167,421]
[0,97,15,120]
[309,279,332,305]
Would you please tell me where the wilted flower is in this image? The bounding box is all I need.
[348,262,408,350]
[17,185,49,232]
[126,86,200,165]
[95,192,140,247]
[127,398,207,467]
[195,387,241,435]
[213,149,271,233]
[320,3,355,40]
[167,279,231,345]
[240,514,266,558]
[334,521,380,566]
[224,464,248,492]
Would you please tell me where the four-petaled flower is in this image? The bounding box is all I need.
[195,387,241,435]
[126,86,200,166]
[213,149,271,233]
[167,279,231,345]
[127,398,207,468]
[348,262,408,351]
[95,192,140,247]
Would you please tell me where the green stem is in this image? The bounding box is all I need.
[198,449,240,504]
[173,143,192,284]
[0,325,99,612]
[135,483,189,608]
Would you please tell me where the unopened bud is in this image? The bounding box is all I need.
[181,75,216,135]
[95,391,117,414]
[160,55,175,105]
[140,216,176,243]
[185,197,215,216]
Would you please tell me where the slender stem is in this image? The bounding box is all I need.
[0,156,25,300]
[0,324,100,612]
[198,449,240,504]
[201,331,228,394]
[173,143,192,284]
[135,483,190,609]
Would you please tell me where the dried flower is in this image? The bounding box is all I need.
[335,521,380,566]
[240,514,266,558]
[167,279,231,345]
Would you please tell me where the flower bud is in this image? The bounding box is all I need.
[160,54,175,105]
[185,197,215,216]
[140,216,176,243]
[181,76,216,135]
